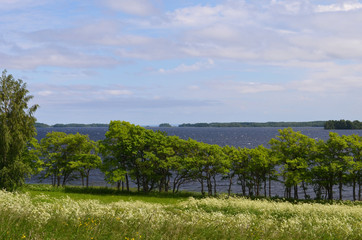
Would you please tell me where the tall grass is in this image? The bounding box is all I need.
[1,189,361,240]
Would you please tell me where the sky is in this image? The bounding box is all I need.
[1,0,362,125]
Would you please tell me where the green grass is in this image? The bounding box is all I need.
[0,184,361,240]
[21,184,201,204]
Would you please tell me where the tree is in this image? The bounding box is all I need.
[248,146,276,197]
[0,70,38,190]
[67,134,101,188]
[269,128,315,199]
[313,133,352,200]
[40,132,99,187]
[40,132,68,186]
[100,121,132,191]
[344,134,362,200]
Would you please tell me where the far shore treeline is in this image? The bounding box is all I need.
[179,121,326,128]
[35,119,362,129]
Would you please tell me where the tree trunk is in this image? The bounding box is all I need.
[165,175,170,192]
[86,171,90,188]
[126,173,130,191]
[268,174,271,197]
[339,178,343,200]
[228,175,233,197]
[353,178,356,201]
[329,181,333,200]
[57,175,61,187]
[302,181,308,199]
[264,180,267,197]
[200,179,205,196]
[294,184,298,200]
[137,175,140,192]
[207,176,212,196]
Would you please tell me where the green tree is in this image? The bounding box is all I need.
[40,132,68,186]
[344,134,362,200]
[0,70,38,190]
[100,121,132,191]
[269,128,315,199]
[313,133,352,200]
[248,146,276,197]
[40,132,99,187]
[170,138,198,193]
[67,134,101,188]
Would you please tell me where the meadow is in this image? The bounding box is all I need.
[1,185,361,240]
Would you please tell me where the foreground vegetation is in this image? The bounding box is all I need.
[1,186,361,240]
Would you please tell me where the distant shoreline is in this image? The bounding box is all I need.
[178,121,326,128]
[35,120,362,129]
[36,121,326,128]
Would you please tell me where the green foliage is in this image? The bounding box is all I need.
[100,121,183,193]
[159,123,172,127]
[269,128,316,199]
[0,70,38,191]
[324,119,362,129]
[34,122,50,128]
[27,119,362,201]
[40,132,100,187]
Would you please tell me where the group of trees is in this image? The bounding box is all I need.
[324,120,362,129]
[1,70,362,201]
[99,122,362,200]
[38,132,101,187]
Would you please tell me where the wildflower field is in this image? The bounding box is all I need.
[1,187,361,240]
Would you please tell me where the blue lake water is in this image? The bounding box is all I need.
[31,127,362,199]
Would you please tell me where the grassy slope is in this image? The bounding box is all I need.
[22,184,200,204]
[1,184,361,240]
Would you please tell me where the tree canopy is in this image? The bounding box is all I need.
[0,70,38,190]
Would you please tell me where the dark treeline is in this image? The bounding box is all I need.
[324,120,362,129]
[179,121,325,128]
[30,121,362,201]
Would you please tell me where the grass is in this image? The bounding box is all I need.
[21,184,200,204]
[0,184,361,240]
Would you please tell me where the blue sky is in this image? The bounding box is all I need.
[1,0,362,125]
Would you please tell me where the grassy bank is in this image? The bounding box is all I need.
[1,185,361,240]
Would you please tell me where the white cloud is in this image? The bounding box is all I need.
[315,2,362,12]
[159,59,214,74]
[289,61,362,93]
[30,84,135,106]
[37,90,53,96]
[103,90,133,96]
[102,0,158,16]
[0,48,119,69]
[0,0,48,10]
[217,81,285,94]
